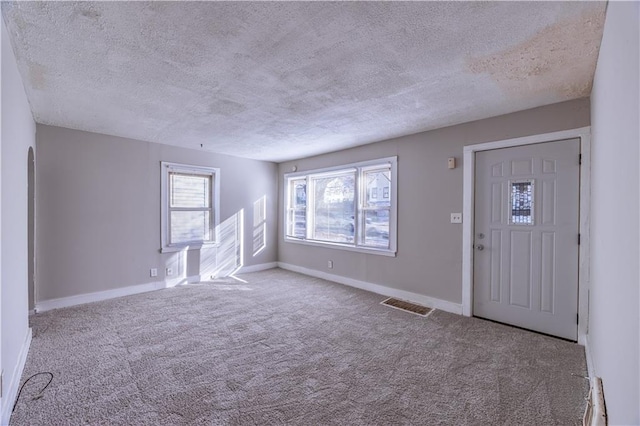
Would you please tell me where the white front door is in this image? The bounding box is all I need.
[473,139,580,340]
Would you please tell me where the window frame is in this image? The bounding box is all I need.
[161,162,220,253]
[286,177,308,240]
[284,156,398,256]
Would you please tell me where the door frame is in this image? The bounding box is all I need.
[462,126,591,344]
[28,146,36,313]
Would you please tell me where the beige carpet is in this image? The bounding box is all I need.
[11,268,588,425]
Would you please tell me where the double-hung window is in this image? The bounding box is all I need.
[161,162,220,252]
[285,156,397,256]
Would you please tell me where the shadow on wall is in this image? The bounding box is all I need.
[202,209,244,279]
[162,210,244,286]
[163,194,268,284]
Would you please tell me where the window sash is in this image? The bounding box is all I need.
[169,172,212,209]
[169,210,212,244]
[285,157,396,254]
[286,208,307,239]
[287,177,307,239]
[308,171,356,244]
[161,162,220,252]
[167,170,215,246]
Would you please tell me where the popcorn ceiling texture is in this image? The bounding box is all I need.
[1,2,605,162]
[467,7,606,100]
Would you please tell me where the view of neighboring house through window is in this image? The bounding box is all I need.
[287,178,307,239]
[362,166,392,248]
[310,169,356,244]
[161,162,220,252]
[285,157,397,255]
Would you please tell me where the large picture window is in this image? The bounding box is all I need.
[161,162,220,252]
[285,157,397,255]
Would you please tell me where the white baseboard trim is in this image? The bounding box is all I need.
[1,328,32,425]
[584,334,595,379]
[187,275,202,284]
[277,262,463,315]
[35,280,166,312]
[237,262,278,274]
[587,377,607,426]
[33,263,279,312]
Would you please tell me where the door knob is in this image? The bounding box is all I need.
[476,244,484,251]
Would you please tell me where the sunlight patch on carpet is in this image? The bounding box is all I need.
[210,284,252,291]
[190,279,252,290]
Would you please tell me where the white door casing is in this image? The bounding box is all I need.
[462,127,591,344]
[473,139,580,340]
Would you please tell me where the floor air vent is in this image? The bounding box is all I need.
[381,298,432,317]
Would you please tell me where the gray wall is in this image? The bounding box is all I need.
[278,98,590,305]
[1,17,36,422]
[589,2,639,424]
[36,125,278,302]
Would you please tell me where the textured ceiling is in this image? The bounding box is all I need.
[2,1,606,162]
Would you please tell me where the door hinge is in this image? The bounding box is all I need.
[579,154,582,165]
[578,233,581,245]
[577,313,579,324]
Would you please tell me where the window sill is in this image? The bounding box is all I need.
[160,242,219,253]
[284,237,396,257]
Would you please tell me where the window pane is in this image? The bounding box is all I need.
[286,209,307,239]
[363,210,390,248]
[364,168,391,208]
[287,179,307,238]
[171,211,211,243]
[293,209,306,238]
[311,173,355,243]
[292,179,306,208]
[170,173,210,208]
[510,180,534,225]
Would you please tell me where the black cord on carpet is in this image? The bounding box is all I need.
[12,372,54,413]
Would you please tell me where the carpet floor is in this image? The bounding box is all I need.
[10,268,588,425]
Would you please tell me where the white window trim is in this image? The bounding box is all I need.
[284,156,398,256]
[160,161,221,253]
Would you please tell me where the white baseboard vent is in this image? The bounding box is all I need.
[381,297,433,317]
[583,377,607,426]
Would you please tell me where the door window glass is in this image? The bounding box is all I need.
[510,180,534,225]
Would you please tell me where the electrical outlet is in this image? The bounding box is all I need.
[451,213,463,223]
[166,267,173,276]
[328,260,333,269]
[150,268,158,277]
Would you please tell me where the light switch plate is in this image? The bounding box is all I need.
[451,213,463,223]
